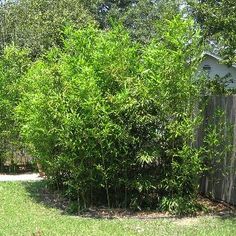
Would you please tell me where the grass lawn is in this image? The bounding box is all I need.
[0,181,236,236]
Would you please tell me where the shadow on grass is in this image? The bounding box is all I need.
[22,181,71,214]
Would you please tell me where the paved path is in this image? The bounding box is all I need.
[0,173,44,182]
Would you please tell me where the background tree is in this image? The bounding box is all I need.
[84,0,183,43]
[0,0,95,58]
[189,0,236,63]
[0,0,183,58]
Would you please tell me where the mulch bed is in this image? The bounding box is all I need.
[197,195,236,217]
[77,197,236,219]
[34,186,236,219]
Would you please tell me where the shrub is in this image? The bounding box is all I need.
[0,46,30,169]
[17,16,205,212]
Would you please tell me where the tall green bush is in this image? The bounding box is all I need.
[0,46,30,170]
[17,16,205,212]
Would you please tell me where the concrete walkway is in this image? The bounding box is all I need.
[0,173,44,182]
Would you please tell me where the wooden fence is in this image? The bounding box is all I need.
[199,95,236,205]
[0,149,34,173]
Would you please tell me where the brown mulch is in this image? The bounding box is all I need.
[33,186,236,219]
[197,195,236,217]
[77,197,236,219]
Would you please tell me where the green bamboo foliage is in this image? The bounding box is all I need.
[17,16,205,212]
[0,46,30,170]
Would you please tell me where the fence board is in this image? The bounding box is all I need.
[200,95,236,205]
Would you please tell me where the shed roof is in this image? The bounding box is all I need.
[204,52,236,69]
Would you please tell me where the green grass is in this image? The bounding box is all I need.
[0,181,236,236]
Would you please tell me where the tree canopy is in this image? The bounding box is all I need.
[189,0,236,63]
[0,0,95,57]
[86,0,183,42]
[0,0,183,57]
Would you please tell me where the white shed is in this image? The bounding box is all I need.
[199,52,236,88]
